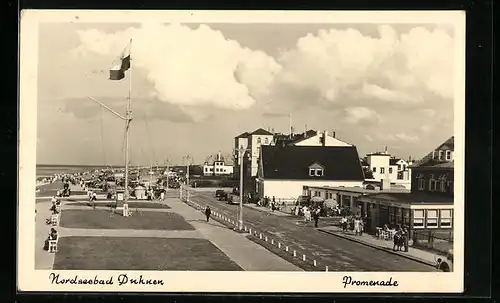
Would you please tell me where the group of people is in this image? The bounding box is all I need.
[291,205,322,228]
[340,215,367,236]
[44,196,61,225]
[43,228,58,251]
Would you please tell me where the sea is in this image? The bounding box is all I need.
[36,164,123,178]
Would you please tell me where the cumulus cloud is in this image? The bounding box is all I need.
[343,107,382,125]
[73,23,281,111]
[375,132,419,143]
[271,25,454,107]
[395,133,420,143]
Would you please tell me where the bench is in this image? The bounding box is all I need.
[50,214,59,226]
[48,239,58,253]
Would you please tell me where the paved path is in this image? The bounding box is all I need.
[37,191,301,271]
[318,226,437,266]
[188,191,438,272]
[166,198,302,271]
[35,201,57,269]
[58,227,204,239]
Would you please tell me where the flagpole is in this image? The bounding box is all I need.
[124,38,132,216]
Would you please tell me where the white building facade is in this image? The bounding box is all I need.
[203,152,234,176]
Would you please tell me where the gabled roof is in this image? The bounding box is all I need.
[389,158,402,165]
[260,146,365,181]
[235,132,249,138]
[411,136,455,168]
[251,128,273,136]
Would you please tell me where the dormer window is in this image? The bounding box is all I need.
[445,150,452,161]
[308,163,324,177]
[438,150,444,161]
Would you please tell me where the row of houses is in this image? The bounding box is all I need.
[233,128,455,234]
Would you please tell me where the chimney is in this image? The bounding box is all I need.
[322,130,328,146]
[384,146,388,154]
[332,131,336,138]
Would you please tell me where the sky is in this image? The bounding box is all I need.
[37,21,456,166]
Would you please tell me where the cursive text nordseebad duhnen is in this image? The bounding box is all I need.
[49,273,164,286]
[342,276,399,288]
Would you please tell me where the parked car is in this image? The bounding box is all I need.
[227,194,240,205]
[215,189,225,198]
[218,192,228,201]
[435,249,453,272]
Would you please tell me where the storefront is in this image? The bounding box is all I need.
[358,192,454,236]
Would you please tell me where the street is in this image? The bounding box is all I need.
[188,190,438,272]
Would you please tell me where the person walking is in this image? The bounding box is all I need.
[340,216,348,232]
[205,206,211,222]
[313,208,320,228]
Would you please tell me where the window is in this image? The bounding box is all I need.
[315,168,324,176]
[372,167,377,172]
[403,165,407,170]
[398,164,402,170]
[413,209,425,228]
[309,168,315,176]
[429,174,436,191]
[389,167,393,174]
[438,150,443,161]
[440,209,452,228]
[426,209,439,228]
[380,167,385,174]
[265,138,269,144]
[257,137,261,144]
[445,150,452,161]
[418,179,425,191]
[440,180,446,192]
[432,151,436,160]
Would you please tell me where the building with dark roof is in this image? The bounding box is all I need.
[256,145,365,201]
[354,136,455,240]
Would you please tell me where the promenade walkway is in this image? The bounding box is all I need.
[165,198,302,271]
[35,193,301,271]
[318,225,437,266]
[35,199,57,269]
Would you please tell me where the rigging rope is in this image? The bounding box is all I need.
[99,105,107,167]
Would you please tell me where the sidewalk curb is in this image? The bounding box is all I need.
[243,204,291,217]
[318,228,435,267]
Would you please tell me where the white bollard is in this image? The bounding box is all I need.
[249,228,252,234]
[325,265,329,272]
[265,236,268,242]
[271,239,274,245]
[293,250,297,257]
[244,226,247,232]
[313,260,317,266]
[286,246,289,252]
[302,254,306,262]
[259,233,262,239]
[278,242,281,248]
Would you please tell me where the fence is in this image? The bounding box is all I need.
[412,230,453,254]
[179,186,332,272]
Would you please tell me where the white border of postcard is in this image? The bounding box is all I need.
[18,10,466,293]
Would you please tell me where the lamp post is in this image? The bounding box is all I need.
[236,145,249,230]
[164,158,170,192]
[183,154,193,187]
